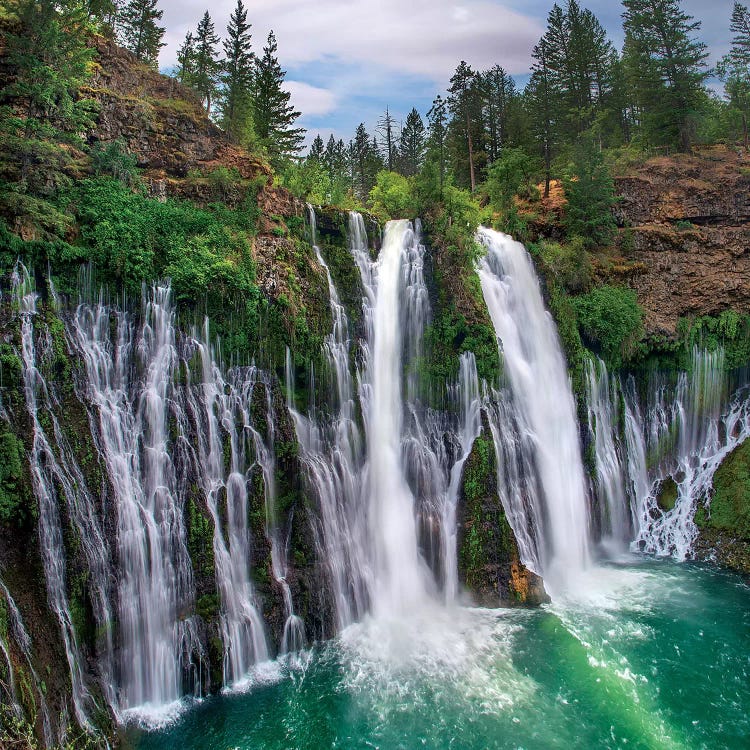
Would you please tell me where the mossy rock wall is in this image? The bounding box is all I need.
[695,439,750,573]
[456,416,547,606]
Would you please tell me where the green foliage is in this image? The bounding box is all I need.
[90,139,139,185]
[483,147,534,221]
[533,238,592,294]
[253,32,305,168]
[368,171,418,221]
[119,0,166,68]
[701,440,750,539]
[563,136,617,248]
[0,0,98,235]
[0,425,25,525]
[622,0,709,152]
[572,285,645,369]
[680,311,750,370]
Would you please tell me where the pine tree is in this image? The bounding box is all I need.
[193,11,221,116]
[622,0,709,151]
[426,95,449,195]
[447,61,483,191]
[219,0,254,143]
[527,39,557,197]
[717,3,750,148]
[563,135,616,247]
[397,108,425,176]
[175,31,196,86]
[119,0,165,69]
[350,124,382,199]
[308,134,325,162]
[531,1,616,141]
[253,31,305,167]
[0,0,98,234]
[377,107,398,171]
[480,65,517,163]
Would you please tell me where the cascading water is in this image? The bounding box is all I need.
[286,210,369,630]
[14,264,99,730]
[365,220,431,615]
[476,228,591,592]
[585,357,633,548]
[632,348,750,558]
[71,287,201,720]
[183,325,268,684]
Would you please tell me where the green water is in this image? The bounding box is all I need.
[126,560,750,750]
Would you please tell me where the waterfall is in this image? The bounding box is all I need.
[287,210,369,630]
[184,325,268,684]
[14,264,99,730]
[71,287,201,719]
[476,228,591,593]
[585,358,633,548]
[633,348,750,558]
[439,353,482,601]
[366,220,431,615]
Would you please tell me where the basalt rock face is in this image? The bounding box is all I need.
[613,147,750,339]
[88,37,271,187]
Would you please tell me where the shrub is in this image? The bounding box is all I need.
[368,170,418,221]
[572,285,645,368]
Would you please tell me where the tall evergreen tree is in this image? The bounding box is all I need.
[480,65,518,163]
[219,0,254,143]
[175,31,196,86]
[193,11,221,116]
[377,107,398,171]
[350,124,382,198]
[253,31,305,166]
[308,134,325,162]
[426,95,449,195]
[0,0,98,234]
[119,0,165,69]
[622,0,709,151]
[397,108,426,176]
[717,2,750,148]
[527,39,558,197]
[447,61,484,191]
[531,1,616,141]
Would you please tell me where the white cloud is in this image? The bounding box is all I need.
[160,0,543,80]
[286,81,338,117]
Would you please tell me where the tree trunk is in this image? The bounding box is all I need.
[467,113,476,193]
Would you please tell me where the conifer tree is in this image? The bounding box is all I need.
[447,61,483,191]
[426,95,449,195]
[175,32,196,86]
[622,0,709,151]
[220,0,254,143]
[480,65,517,163]
[0,0,97,234]
[307,134,325,162]
[253,31,305,166]
[119,0,165,69]
[397,108,426,176]
[717,2,750,148]
[377,107,398,171]
[193,11,221,116]
[527,39,557,197]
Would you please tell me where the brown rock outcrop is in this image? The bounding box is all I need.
[614,146,750,337]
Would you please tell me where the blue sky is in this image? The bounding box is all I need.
[158,0,735,149]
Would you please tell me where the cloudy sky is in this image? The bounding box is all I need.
[158,0,736,148]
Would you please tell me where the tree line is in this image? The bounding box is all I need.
[295,0,750,205]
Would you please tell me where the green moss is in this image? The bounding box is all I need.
[0,424,26,525]
[657,477,678,512]
[196,593,220,622]
[678,311,750,371]
[186,495,215,581]
[703,440,750,538]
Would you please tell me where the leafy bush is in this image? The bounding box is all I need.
[572,285,645,368]
[368,170,418,221]
[533,237,592,294]
[90,139,139,185]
